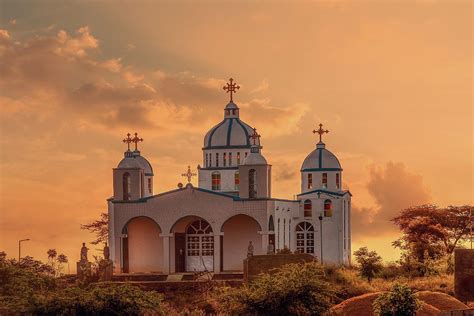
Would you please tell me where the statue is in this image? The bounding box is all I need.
[267,239,275,254]
[103,242,110,260]
[80,242,88,262]
[247,241,254,258]
[77,242,91,281]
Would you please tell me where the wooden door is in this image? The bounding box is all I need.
[175,233,186,273]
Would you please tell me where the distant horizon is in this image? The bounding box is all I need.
[0,0,472,268]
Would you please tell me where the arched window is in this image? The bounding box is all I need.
[122,172,131,201]
[322,173,328,188]
[296,222,314,254]
[277,218,281,249]
[307,174,313,189]
[336,173,340,189]
[268,215,275,231]
[234,171,240,191]
[283,219,286,248]
[215,153,219,167]
[303,199,312,217]
[237,152,241,165]
[223,152,227,167]
[186,219,214,257]
[229,152,232,166]
[249,169,257,198]
[324,199,332,217]
[211,172,221,191]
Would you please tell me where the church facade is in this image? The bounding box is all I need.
[107,79,352,274]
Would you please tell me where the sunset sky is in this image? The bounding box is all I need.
[0,1,472,267]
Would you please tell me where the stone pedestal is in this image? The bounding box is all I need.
[100,259,114,281]
[76,260,91,281]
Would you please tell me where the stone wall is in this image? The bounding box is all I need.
[243,253,315,283]
[454,248,474,303]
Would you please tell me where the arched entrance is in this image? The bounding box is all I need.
[170,216,214,272]
[122,216,163,273]
[221,214,262,271]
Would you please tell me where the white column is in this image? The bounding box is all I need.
[213,233,222,273]
[161,234,171,274]
[259,231,269,255]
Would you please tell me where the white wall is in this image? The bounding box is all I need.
[222,214,262,271]
[127,217,163,273]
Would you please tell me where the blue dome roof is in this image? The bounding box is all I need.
[203,102,260,149]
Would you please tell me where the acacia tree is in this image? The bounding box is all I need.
[81,212,109,245]
[392,204,472,261]
[353,247,383,283]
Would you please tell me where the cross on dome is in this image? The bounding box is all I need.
[313,123,329,143]
[131,132,143,151]
[123,133,133,151]
[181,165,197,183]
[223,78,240,102]
[249,127,261,146]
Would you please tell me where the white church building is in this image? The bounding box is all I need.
[107,79,351,274]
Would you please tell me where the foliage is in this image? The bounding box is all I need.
[212,261,334,315]
[373,283,422,316]
[31,283,164,315]
[0,255,57,313]
[0,252,164,315]
[392,204,472,264]
[81,212,109,245]
[354,247,383,283]
[276,246,292,254]
[47,248,69,277]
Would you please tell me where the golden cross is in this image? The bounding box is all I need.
[131,132,143,151]
[223,78,240,102]
[313,123,329,142]
[249,127,261,146]
[123,133,133,151]
[181,165,197,183]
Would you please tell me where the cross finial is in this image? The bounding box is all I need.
[249,127,261,146]
[131,132,143,151]
[181,165,197,184]
[123,133,133,151]
[312,123,329,143]
[223,78,240,102]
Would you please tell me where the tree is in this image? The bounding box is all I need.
[213,261,334,315]
[81,212,109,245]
[392,204,472,265]
[353,247,383,283]
[373,283,421,316]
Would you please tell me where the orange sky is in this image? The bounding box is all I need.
[0,1,472,266]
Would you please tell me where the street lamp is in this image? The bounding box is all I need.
[318,214,323,264]
[18,238,30,266]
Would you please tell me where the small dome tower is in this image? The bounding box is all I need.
[239,128,272,199]
[301,124,342,193]
[113,133,154,201]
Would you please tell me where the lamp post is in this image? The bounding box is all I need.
[318,214,323,264]
[18,238,30,266]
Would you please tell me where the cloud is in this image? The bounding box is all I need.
[251,79,269,93]
[351,161,431,240]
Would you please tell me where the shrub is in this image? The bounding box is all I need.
[373,283,422,316]
[213,261,334,315]
[354,247,383,283]
[31,283,164,315]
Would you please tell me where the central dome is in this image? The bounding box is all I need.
[203,102,260,149]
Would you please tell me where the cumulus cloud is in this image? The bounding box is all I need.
[351,162,431,240]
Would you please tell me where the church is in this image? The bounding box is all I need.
[107,78,352,274]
